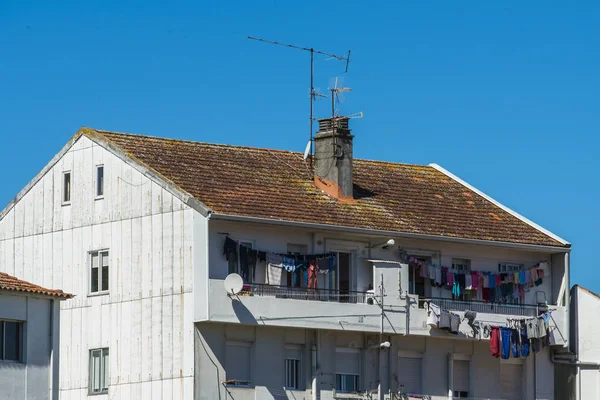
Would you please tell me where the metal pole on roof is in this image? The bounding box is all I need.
[247,36,351,169]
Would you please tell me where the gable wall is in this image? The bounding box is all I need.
[0,136,196,400]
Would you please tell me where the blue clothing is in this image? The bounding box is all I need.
[282,257,296,272]
[511,329,520,358]
[489,273,496,289]
[520,328,530,357]
[500,327,512,359]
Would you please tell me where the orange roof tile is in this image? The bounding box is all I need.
[0,272,73,299]
[91,130,567,248]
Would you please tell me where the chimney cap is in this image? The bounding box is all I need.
[317,116,350,134]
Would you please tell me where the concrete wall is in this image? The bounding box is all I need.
[195,322,555,400]
[0,136,196,399]
[0,293,60,400]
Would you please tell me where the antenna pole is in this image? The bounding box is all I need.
[247,36,351,169]
[310,48,314,169]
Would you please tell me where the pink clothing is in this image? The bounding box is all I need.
[447,271,454,285]
[471,272,479,290]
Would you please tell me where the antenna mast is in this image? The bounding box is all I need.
[247,36,351,166]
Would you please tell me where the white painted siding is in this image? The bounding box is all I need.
[0,136,196,399]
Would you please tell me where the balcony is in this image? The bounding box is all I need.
[205,279,407,333]
[420,297,545,317]
[241,283,372,304]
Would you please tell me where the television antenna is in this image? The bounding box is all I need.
[247,36,351,167]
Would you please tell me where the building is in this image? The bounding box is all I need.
[0,271,72,400]
[0,120,571,400]
[554,285,600,400]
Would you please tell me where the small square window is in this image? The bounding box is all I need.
[0,321,23,362]
[90,250,109,294]
[336,374,359,392]
[89,348,109,394]
[63,172,71,204]
[96,166,104,197]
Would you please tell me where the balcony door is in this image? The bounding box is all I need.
[338,252,351,303]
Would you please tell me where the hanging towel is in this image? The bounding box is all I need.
[471,272,479,290]
[427,303,440,328]
[435,267,442,286]
[495,274,502,286]
[267,263,283,285]
[420,263,428,278]
[465,273,472,290]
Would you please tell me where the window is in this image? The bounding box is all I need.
[452,259,472,300]
[498,263,523,273]
[397,352,422,394]
[453,360,469,399]
[89,348,109,395]
[225,341,252,387]
[96,166,104,197]
[90,250,109,293]
[63,171,71,204]
[285,345,302,390]
[335,348,360,393]
[336,374,359,393]
[0,321,23,362]
[452,258,471,272]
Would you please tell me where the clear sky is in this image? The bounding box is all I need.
[1,1,598,293]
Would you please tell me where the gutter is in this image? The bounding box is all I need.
[209,213,571,253]
[551,352,600,368]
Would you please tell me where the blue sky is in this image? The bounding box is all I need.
[1,1,598,292]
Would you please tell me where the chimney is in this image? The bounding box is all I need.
[313,116,354,201]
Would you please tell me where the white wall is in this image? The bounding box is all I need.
[195,322,554,400]
[0,136,196,399]
[0,293,59,400]
[575,288,600,363]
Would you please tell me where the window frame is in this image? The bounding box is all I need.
[0,320,24,363]
[89,250,110,296]
[89,347,109,395]
[498,263,524,273]
[95,165,104,199]
[62,171,72,205]
[335,373,360,393]
[285,358,301,390]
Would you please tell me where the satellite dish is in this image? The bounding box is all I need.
[224,273,244,295]
[303,141,311,160]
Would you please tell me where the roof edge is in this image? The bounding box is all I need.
[86,128,213,217]
[0,129,87,221]
[429,163,570,248]
[210,212,571,253]
[573,285,600,301]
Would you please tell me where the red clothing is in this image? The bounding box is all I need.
[490,326,501,358]
[308,260,318,289]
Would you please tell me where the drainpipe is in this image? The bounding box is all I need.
[312,330,320,400]
[49,299,54,400]
[563,252,570,350]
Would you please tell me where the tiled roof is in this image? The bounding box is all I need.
[90,129,567,248]
[0,272,73,299]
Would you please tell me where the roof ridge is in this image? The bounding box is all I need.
[94,129,428,167]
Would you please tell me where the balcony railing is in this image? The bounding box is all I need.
[421,297,545,317]
[241,283,373,305]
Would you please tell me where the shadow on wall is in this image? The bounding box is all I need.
[232,298,258,324]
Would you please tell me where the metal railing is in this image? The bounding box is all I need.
[421,297,544,317]
[241,283,373,304]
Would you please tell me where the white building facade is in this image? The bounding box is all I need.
[0,272,70,400]
[554,285,600,400]
[0,125,572,399]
